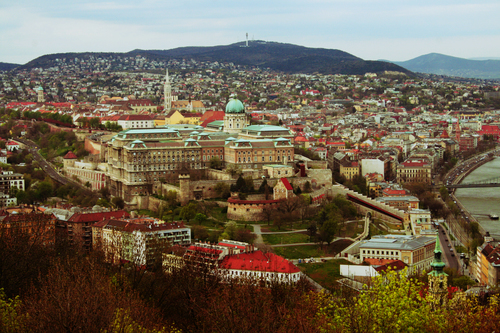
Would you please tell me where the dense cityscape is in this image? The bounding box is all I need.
[1,53,500,332]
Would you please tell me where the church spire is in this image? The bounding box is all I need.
[429,235,447,276]
[164,68,172,113]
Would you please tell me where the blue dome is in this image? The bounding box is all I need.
[225,99,245,114]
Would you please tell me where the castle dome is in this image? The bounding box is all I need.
[225,99,245,114]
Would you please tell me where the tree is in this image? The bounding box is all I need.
[225,164,242,178]
[261,205,275,225]
[179,202,197,222]
[316,268,439,332]
[234,228,256,244]
[213,183,230,199]
[303,181,312,193]
[111,197,125,210]
[191,225,209,241]
[318,218,338,246]
[209,156,223,170]
[307,222,317,242]
[193,213,207,225]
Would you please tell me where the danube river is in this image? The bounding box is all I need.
[455,157,500,237]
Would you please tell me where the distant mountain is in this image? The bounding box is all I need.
[0,62,19,71]
[132,41,412,75]
[390,53,500,79]
[19,41,411,76]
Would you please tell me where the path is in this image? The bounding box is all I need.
[252,224,264,245]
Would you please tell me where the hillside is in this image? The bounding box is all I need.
[391,53,500,79]
[19,41,411,76]
[0,62,19,71]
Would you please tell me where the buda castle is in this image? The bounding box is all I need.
[100,94,296,202]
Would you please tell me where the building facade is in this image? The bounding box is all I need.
[359,235,436,273]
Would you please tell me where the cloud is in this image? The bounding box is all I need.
[2,0,500,63]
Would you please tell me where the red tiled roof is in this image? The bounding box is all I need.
[68,210,130,223]
[218,241,246,250]
[117,114,154,121]
[63,151,78,159]
[200,110,224,122]
[374,260,408,273]
[280,178,293,190]
[219,250,300,273]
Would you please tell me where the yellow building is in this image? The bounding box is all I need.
[340,161,360,180]
[165,110,202,125]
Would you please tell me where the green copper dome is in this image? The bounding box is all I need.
[225,99,245,114]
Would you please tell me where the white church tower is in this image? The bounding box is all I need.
[164,69,172,113]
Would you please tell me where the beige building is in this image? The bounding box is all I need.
[397,159,431,184]
[359,235,436,273]
[273,178,294,200]
[224,138,294,170]
[263,164,294,178]
[476,238,500,286]
[406,209,434,236]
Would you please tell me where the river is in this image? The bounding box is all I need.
[455,157,500,238]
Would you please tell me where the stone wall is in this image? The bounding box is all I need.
[84,138,102,155]
[330,184,405,225]
[206,168,267,181]
[305,160,328,169]
[227,198,279,221]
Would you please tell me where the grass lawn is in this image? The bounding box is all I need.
[262,232,310,245]
[272,239,353,260]
[369,223,389,237]
[210,207,228,222]
[273,245,324,259]
[337,221,364,238]
[298,259,351,290]
[262,222,310,232]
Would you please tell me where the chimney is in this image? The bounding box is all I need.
[300,164,306,177]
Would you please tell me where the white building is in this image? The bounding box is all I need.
[218,250,302,283]
[361,158,385,178]
[117,114,155,130]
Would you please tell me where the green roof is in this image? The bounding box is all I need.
[243,125,291,132]
[118,128,178,135]
[225,99,245,114]
[207,120,224,127]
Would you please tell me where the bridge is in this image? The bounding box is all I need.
[446,176,500,188]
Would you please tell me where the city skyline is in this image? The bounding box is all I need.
[1,0,500,64]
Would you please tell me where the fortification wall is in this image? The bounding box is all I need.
[331,185,405,225]
[305,160,328,169]
[227,199,279,221]
[84,138,102,155]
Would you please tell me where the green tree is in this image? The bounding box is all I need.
[179,202,197,222]
[209,156,223,169]
[318,218,338,246]
[317,268,441,332]
[214,183,230,199]
[111,197,125,210]
[0,289,27,332]
[193,213,207,225]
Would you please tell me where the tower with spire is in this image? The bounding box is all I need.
[164,69,172,113]
[428,236,448,307]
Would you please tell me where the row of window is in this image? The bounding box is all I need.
[238,155,288,163]
[362,249,400,256]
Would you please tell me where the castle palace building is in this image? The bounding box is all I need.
[102,98,296,203]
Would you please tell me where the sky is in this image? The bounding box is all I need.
[2,0,500,64]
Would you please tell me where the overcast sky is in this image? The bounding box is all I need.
[2,0,500,64]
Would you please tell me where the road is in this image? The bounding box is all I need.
[15,137,91,192]
[437,224,460,272]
